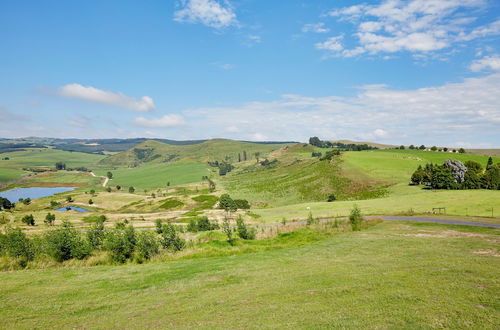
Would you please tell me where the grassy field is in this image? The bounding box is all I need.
[342,149,499,195]
[95,162,210,190]
[255,189,500,222]
[0,221,498,328]
[0,148,105,184]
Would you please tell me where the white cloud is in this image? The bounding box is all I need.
[133,114,186,128]
[315,36,344,51]
[470,55,500,72]
[182,73,500,145]
[318,0,498,57]
[225,125,239,133]
[302,23,330,33]
[174,0,237,29]
[58,84,155,112]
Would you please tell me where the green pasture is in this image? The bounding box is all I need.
[255,188,500,222]
[95,162,210,190]
[0,221,498,328]
[0,148,105,184]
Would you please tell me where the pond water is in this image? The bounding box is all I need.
[0,187,75,203]
[56,206,89,212]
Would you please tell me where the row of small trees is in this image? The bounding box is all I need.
[0,217,187,267]
[411,157,499,189]
[400,145,466,153]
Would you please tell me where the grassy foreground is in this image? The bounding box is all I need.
[0,221,498,328]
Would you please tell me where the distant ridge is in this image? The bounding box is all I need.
[330,139,396,149]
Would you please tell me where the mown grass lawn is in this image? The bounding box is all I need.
[0,221,498,328]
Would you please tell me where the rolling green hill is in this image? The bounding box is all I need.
[98,139,289,167]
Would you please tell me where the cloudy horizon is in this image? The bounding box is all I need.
[1,0,499,147]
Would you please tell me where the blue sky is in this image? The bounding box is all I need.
[1,0,499,147]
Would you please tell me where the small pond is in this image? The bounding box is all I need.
[56,206,89,212]
[0,187,76,203]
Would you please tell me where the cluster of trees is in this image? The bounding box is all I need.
[259,158,278,168]
[309,137,377,151]
[403,145,465,153]
[411,157,499,190]
[218,194,250,212]
[186,216,219,232]
[208,160,234,176]
[0,218,186,267]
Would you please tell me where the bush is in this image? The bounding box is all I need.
[22,214,35,226]
[185,216,216,233]
[0,197,14,210]
[128,186,135,193]
[0,227,34,262]
[66,196,73,202]
[155,219,163,234]
[103,226,136,263]
[218,194,237,212]
[44,221,91,262]
[160,223,185,252]
[234,199,250,209]
[50,200,60,208]
[327,194,336,202]
[44,213,56,226]
[349,205,363,231]
[236,215,256,240]
[135,231,160,261]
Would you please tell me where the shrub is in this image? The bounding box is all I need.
[44,213,56,226]
[155,219,163,234]
[160,223,185,252]
[327,194,336,202]
[135,231,160,261]
[128,186,135,193]
[44,221,91,262]
[88,199,94,205]
[0,227,34,262]
[66,196,73,202]
[50,200,60,208]
[234,199,250,210]
[236,215,256,240]
[349,205,363,231]
[222,216,234,244]
[106,187,112,193]
[22,214,35,226]
[87,220,105,250]
[0,197,14,210]
[104,226,136,263]
[218,194,237,212]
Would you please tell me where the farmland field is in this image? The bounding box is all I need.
[0,221,498,328]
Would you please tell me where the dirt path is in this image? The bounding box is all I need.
[89,172,109,187]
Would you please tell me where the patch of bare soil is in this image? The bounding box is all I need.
[398,230,493,239]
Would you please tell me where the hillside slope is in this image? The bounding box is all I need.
[99,139,289,167]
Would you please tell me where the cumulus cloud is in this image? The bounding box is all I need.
[133,114,186,128]
[182,73,500,145]
[315,36,344,51]
[174,0,237,29]
[317,0,499,57]
[58,84,155,112]
[470,55,500,72]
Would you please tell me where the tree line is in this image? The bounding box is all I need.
[309,137,377,151]
[410,157,499,189]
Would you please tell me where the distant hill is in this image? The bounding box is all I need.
[330,140,396,149]
[98,139,292,167]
